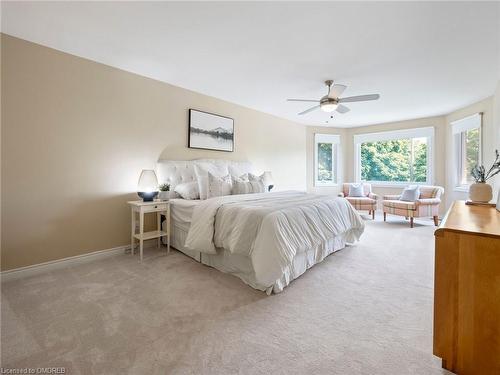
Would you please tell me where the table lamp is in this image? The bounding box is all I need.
[137,169,159,201]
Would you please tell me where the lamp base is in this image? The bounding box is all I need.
[138,191,159,202]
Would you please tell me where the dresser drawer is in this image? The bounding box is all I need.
[141,203,168,213]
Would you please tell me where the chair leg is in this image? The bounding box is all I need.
[372,210,375,220]
[433,216,439,226]
[383,212,387,222]
[410,217,414,228]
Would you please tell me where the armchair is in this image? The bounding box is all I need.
[338,183,378,219]
[382,186,444,228]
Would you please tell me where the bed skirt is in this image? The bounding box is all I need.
[167,222,347,294]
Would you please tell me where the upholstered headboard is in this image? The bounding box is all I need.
[156,159,254,190]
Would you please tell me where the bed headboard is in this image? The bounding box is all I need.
[156,159,253,190]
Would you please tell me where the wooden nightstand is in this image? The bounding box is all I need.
[128,200,170,261]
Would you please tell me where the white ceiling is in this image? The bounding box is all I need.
[2,1,499,127]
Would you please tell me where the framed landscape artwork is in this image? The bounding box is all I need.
[188,109,234,152]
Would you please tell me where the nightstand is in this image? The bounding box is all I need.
[128,200,170,261]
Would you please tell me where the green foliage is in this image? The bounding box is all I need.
[361,138,427,182]
[318,142,333,181]
[465,128,480,182]
[159,183,170,192]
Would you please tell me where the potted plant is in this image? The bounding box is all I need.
[158,183,171,200]
[469,149,500,202]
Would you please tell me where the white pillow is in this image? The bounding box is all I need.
[232,175,265,195]
[348,183,365,197]
[233,173,249,181]
[207,173,232,198]
[174,181,200,200]
[400,186,420,202]
[194,162,230,200]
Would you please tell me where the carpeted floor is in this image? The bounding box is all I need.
[1,215,451,374]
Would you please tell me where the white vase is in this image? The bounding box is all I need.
[158,191,170,200]
[469,182,493,203]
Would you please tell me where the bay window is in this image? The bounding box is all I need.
[354,127,434,185]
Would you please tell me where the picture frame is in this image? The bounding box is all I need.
[188,109,234,152]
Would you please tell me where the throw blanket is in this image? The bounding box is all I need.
[185,191,364,286]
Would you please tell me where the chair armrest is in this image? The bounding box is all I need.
[338,192,345,198]
[383,194,401,200]
[415,198,441,206]
[368,192,379,200]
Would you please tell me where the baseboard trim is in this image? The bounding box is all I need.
[1,244,131,283]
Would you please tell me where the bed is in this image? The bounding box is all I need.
[158,159,365,294]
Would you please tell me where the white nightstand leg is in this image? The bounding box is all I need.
[157,211,161,248]
[167,205,171,255]
[131,208,135,255]
[139,209,144,261]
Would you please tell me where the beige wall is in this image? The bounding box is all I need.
[0,34,306,271]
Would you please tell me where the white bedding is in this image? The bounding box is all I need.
[185,191,365,289]
[169,198,199,231]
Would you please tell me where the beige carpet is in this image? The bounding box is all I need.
[1,215,451,374]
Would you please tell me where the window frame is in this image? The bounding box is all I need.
[451,113,482,192]
[314,133,341,187]
[353,126,435,187]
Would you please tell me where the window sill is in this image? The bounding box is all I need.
[453,186,469,193]
[364,181,431,188]
[314,183,339,188]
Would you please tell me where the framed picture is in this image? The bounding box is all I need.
[188,109,234,152]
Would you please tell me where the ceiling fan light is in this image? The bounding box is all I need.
[320,103,338,113]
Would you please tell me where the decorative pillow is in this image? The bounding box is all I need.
[348,184,365,197]
[194,162,230,200]
[249,172,274,191]
[400,186,420,202]
[207,173,232,198]
[236,173,249,181]
[232,175,265,195]
[174,181,200,200]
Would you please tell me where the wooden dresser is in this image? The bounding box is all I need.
[433,201,500,374]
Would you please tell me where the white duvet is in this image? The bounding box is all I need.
[185,191,365,287]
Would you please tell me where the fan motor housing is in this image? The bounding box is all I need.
[320,95,338,105]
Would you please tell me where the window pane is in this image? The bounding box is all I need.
[412,137,428,182]
[465,128,480,183]
[360,138,427,183]
[317,142,333,182]
[361,139,411,182]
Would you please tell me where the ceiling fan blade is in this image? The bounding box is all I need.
[336,104,350,114]
[287,99,320,103]
[298,105,320,115]
[338,94,380,103]
[329,84,347,98]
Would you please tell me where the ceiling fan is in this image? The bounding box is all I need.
[287,80,380,116]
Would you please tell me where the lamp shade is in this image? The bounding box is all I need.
[137,169,159,201]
